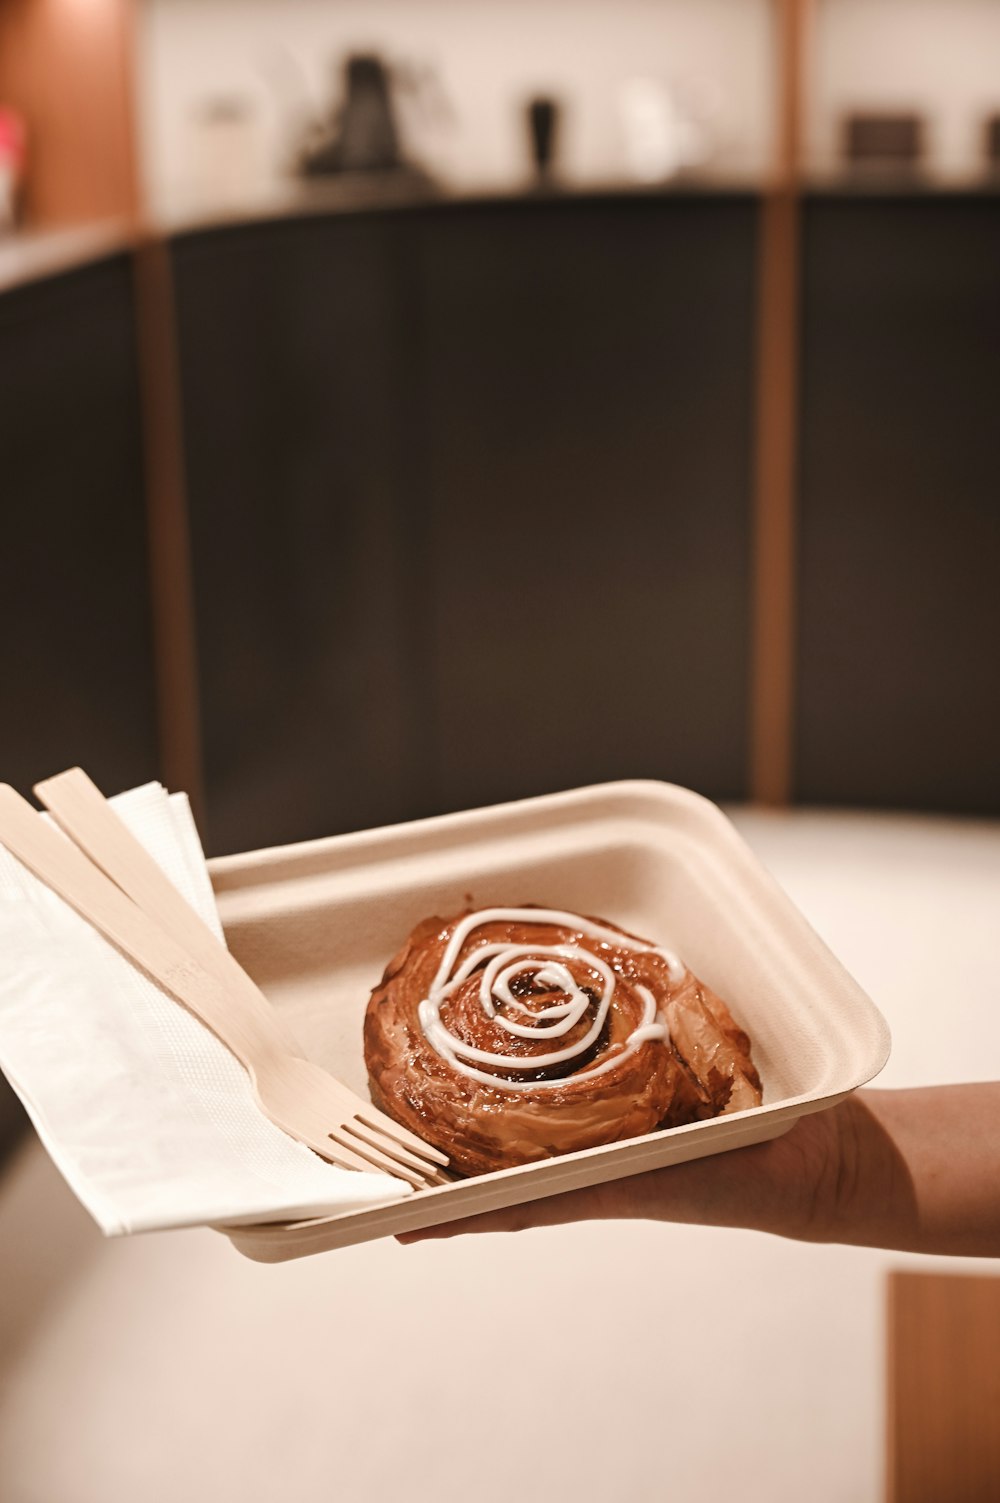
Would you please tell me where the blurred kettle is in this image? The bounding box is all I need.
[302,53,420,177]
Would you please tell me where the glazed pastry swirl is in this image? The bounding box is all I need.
[363,904,763,1176]
[417,906,681,1091]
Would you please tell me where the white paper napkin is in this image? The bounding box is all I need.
[0,782,411,1234]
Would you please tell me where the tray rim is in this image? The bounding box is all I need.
[208,779,892,1259]
[208,778,746,887]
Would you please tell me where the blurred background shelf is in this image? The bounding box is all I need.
[1,0,999,852]
[5,0,1000,236]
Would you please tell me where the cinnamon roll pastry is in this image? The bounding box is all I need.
[363,906,762,1176]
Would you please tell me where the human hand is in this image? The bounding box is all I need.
[403,1088,998,1262]
[399,1083,1000,1257]
[398,1093,887,1245]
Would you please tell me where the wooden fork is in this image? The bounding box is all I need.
[0,779,448,1189]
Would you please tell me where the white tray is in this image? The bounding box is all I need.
[211,781,890,1262]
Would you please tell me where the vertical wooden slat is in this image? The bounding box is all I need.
[117,4,206,820]
[887,1272,1000,1503]
[750,0,810,804]
[131,233,206,823]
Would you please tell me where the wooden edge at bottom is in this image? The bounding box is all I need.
[885,1268,1000,1503]
[221,1096,848,1263]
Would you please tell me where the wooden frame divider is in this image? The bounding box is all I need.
[131,231,206,825]
[749,0,810,805]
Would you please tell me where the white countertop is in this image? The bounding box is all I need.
[1,805,998,1503]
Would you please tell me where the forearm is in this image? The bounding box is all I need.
[813,1084,1000,1258]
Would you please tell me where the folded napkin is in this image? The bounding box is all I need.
[0,782,411,1233]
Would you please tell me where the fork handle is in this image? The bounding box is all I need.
[34,768,300,1055]
[0,784,281,1076]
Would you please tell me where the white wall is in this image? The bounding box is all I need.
[135,0,775,214]
[137,0,1000,216]
[807,0,1000,175]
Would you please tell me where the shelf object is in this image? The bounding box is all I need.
[842,111,925,171]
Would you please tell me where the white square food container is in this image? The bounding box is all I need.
[211,781,890,1262]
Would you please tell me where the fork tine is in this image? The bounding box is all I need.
[326,1129,430,1189]
[317,1138,428,1189]
[343,1120,453,1185]
[310,1136,393,1177]
[354,1106,450,1167]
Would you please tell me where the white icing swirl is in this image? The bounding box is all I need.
[416,906,683,1093]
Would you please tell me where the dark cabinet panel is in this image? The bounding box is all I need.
[797,196,1000,814]
[413,196,756,813]
[0,254,157,1162]
[0,256,158,802]
[171,216,421,854]
[174,198,757,851]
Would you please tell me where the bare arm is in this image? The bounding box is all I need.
[398,1084,1000,1257]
